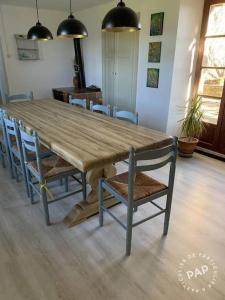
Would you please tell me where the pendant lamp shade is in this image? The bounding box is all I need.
[57,14,88,39]
[57,0,88,39]
[27,0,53,41]
[27,22,53,41]
[102,0,141,32]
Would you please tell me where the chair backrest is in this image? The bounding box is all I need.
[3,116,23,161]
[19,126,44,179]
[0,108,4,128]
[113,107,139,125]
[90,101,110,116]
[127,137,178,201]
[0,109,7,145]
[5,91,33,103]
[69,96,87,109]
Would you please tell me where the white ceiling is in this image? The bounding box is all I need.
[0,0,113,11]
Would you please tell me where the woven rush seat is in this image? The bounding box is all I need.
[6,134,16,143]
[12,143,50,155]
[29,155,75,178]
[0,129,16,143]
[106,172,167,201]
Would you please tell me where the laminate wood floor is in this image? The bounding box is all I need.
[0,153,225,300]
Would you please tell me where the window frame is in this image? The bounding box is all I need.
[194,0,225,127]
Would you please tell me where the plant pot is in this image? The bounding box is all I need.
[178,137,199,157]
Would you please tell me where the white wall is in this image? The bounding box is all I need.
[0,4,74,100]
[0,1,204,134]
[166,0,204,135]
[77,0,181,131]
[0,38,8,104]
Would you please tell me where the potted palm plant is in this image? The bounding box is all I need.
[178,96,205,157]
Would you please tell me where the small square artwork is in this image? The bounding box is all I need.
[150,12,164,36]
[147,68,159,88]
[148,42,162,63]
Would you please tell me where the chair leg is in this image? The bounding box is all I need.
[0,144,5,167]
[99,179,104,227]
[64,176,69,193]
[14,163,19,182]
[81,172,87,200]
[41,186,50,226]
[0,153,5,168]
[126,203,134,256]
[6,148,14,178]
[163,193,173,236]
[29,183,34,204]
[21,162,30,197]
[27,171,34,204]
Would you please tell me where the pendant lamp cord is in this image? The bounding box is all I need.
[35,0,40,22]
[70,0,72,14]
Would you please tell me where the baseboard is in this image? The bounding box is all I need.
[196,146,225,162]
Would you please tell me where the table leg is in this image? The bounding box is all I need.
[64,164,117,227]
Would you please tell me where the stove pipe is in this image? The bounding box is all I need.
[73,39,86,89]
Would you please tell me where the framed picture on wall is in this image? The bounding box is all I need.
[148,42,162,63]
[150,12,164,36]
[147,68,160,88]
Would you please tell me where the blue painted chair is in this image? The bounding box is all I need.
[19,127,87,225]
[98,137,178,256]
[4,116,30,195]
[113,107,139,165]
[4,116,54,196]
[0,109,9,169]
[5,91,33,103]
[90,101,111,116]
[113,107,139,125]
[69,96,87,109]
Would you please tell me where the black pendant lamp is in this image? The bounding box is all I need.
[27,0,53,41]
[102,0,141,33]
[57,0,88,39]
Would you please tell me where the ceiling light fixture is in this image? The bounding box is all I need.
[102,0,141,33]
[57,0,88,39]
[27,0,53,41]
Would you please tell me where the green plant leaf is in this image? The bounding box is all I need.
[179,96,206,138]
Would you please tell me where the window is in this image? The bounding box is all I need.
[196,2,225,125]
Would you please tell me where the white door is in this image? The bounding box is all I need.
[102,31,139,112]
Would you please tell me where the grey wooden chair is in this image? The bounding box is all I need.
[0,109,9,169]
[90,101,111,116]
[98,137,178,256]
[69,96,87,109]
[5,91,33,103]
[113,107,139,125]
[3,116,53,197]
[4,116,29,195]
[19,126,87,225]
[113,107,139,165]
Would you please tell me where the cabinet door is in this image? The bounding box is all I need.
[102,32,116,106]
[102,31,139,112]
[114,31,139,112]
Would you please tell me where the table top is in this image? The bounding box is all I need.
[3,99,172,172]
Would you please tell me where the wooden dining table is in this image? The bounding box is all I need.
[3,99,172,227]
